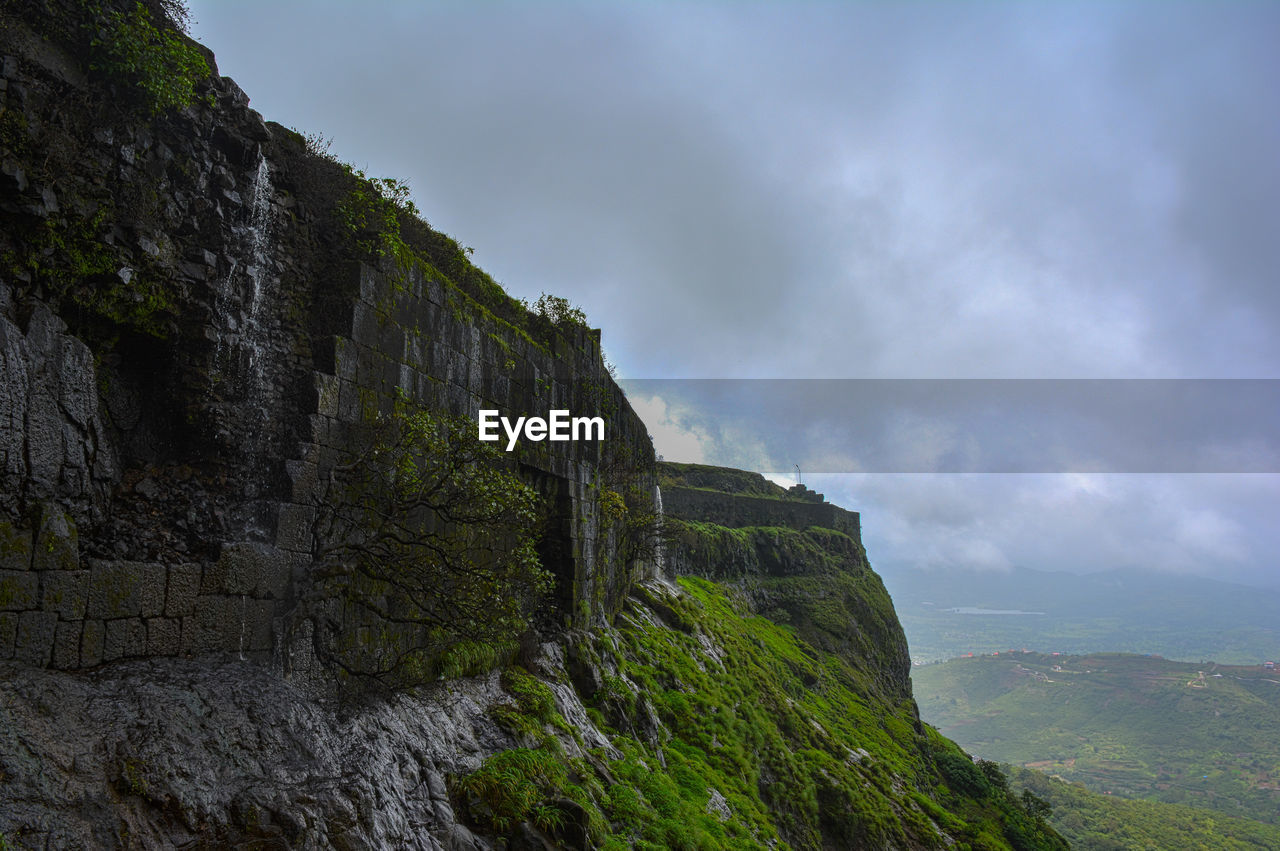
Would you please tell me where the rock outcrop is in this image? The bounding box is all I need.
[659,461,912,705]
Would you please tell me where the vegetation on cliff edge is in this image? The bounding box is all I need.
[455,577,1067,850]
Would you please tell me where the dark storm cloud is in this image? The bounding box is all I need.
[190,1,1280,378]
[187,1,1279,586]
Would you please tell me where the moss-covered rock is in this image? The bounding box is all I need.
[31,502,77,571]
[664,516,912,701]
[0,520,34,571]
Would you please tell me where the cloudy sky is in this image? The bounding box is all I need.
[188,1,1279,588]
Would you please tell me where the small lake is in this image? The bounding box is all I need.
[944,607,1046,615]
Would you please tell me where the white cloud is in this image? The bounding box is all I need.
[630,394,710,464]
[800,473,1277,588]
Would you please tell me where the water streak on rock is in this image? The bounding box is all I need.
[653,483,665,577]
[213,154,276,418]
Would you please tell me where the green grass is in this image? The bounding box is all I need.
[913,652,1280,825]
[656,462,792,498]
[455,577,1067,849]
[1007,765,1280,850]
[440,467,1066,849]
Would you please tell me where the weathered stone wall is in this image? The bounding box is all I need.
[0,301,116,522]
[0,2,655,673]
[661,485,861,540]
[279,258,655,651]
[0,513,289,668]
[0,5,302,670]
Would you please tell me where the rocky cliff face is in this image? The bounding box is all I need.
[0,0,653,680]
[0,4,1066,849]
[658,462,911,703]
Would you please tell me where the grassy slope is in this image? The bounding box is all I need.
[913,652,1280,825]
[1006,766,1280,851]
[460,576,1067,849]
[655,463,793,498]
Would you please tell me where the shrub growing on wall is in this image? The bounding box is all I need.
[87,1,211,115]
[310,401,551,690]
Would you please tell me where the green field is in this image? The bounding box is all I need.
[1005,766,1280,851]
[912,652,1280,825]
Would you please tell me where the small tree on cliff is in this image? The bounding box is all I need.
[310,400,550,690]
[598,446,663,571]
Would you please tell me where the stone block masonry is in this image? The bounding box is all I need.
[289,259,656,640]
[0,505,295,667]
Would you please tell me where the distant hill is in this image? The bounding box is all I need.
[1005,766,1280,851]
[913,652,1280,825]
[881,566,1279,664]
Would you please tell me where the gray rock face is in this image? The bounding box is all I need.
[0,8,961,851]
[0,308,114,519]
[0,5,665,845]
[0,315,30,486]
[0,655,600,849]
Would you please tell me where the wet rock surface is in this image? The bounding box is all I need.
[0,657,525,849]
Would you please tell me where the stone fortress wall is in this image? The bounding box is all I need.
[0,8,654,672]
